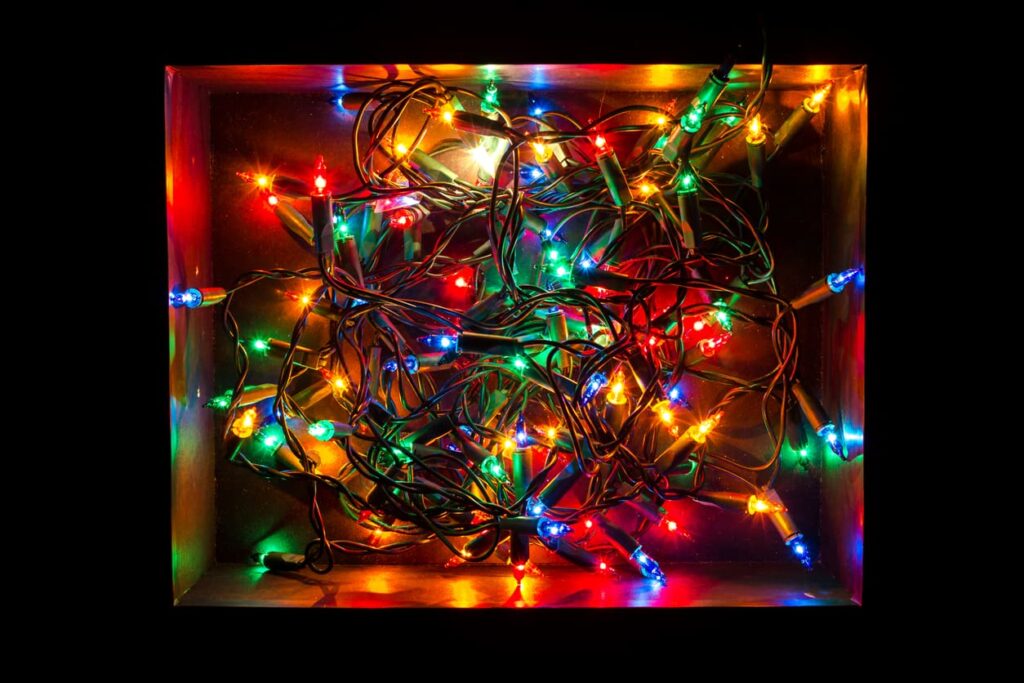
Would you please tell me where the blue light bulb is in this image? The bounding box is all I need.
[582,372,608,405]
[629,547,667,584]
[542,228,553,239]
[666,385,691,407]
[537,518,572,540]
[787,534,813,569]
[530,167,544,180]
[817,423,844,457]
[420,334,458,351]
[532,106,544,117]
[336,97,344,108]
[383,355,419,373]
[527,498,547,516]
[826,267,861,293]
[577,250,595,270]
[169,288,203,309]
[515,414,528,446]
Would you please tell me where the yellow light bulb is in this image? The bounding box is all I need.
[299,294,311,306]
[652,399,674,425]
[333,377,347,391]
[395,143,409,157]
[685,412,721,443]
[442,108,454,124]
[231,407,258,438]
[470,145,497,176]
[531,141,553,163]
[656,115,667,126]
[746,114,766,145]
[606,371,628,405]
[256,175,269,188]
[806,83,832,112]
[546,427,557,440]
[639,182,656,198]
[747,494,785,516]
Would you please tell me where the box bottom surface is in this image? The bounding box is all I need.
[178,562,855,608]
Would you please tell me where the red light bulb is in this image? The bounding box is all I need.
[390,208,417,229]
[513,563,527,583]
[266,194,279,207]
[598,561,607,571]
[454,276,468,288]
[594,134,607,150]
[666,519,678,532]
[584,519,593,529]
[699,332,732,357]
[313,155,327,193]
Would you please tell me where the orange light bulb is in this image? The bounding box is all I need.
[256,175,269,188]
[747,495,785,515]
[806,83,832,112]
[746,114,766,145]
[231,407,258,438]
[606,371,628,405]
[531,141,553,162]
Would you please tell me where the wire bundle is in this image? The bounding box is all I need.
[195,53,852,580]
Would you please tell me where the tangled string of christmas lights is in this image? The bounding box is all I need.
[172,50,861,583]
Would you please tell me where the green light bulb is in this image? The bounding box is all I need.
[258,425,284,452]
[207,391,232,410]
[678,172,697,194]
[681,102,706,134]
[308,420,335,441]
[548,249,561,261]
[481,82,500,113]
[482,455,505,480]
[512,357,527,370]
[251,339,270,353]
[334,222,349,239]
[654,134,669,150]
[555,265,568,277]
[798,448,809,458]
[713,299,732,330]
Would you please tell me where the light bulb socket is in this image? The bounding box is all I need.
[274,200,315,248]
[458,331,523,356]
[676,190,701,251]
[535,455,583,509]
[746,138,766,189]
[790,380,832,435]
[596,149,633,207]
[771,104,816,158]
